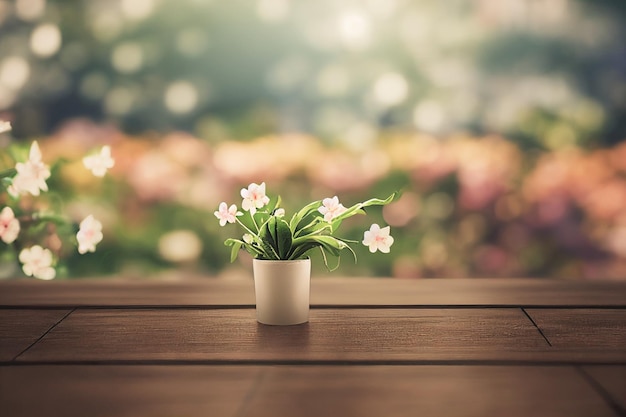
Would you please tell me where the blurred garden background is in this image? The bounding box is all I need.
[1,0,626,280]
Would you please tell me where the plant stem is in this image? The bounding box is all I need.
[236,218,257,237]
[250,212,259,232]
[236,218,275,259]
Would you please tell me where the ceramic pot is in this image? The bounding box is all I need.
[252,258,311,325]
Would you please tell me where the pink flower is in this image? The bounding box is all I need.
[0,207,20,243]
[0,120,11,134]
[83,146,115,177]
[9,141,51,197]
[76,215,103,254]
[318,196,347,222]
[19,245,56,280]
[240,182,270,215]
[362,223,394,253]
[214,202,240,226]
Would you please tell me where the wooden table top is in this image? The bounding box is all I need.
[1,277,625,417]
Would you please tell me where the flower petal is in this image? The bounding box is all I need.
[29,141,42,162]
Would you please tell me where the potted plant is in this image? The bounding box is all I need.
[215,182,396,325]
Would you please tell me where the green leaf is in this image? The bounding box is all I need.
[331,193,397,232]
[288,242,318,260]
[0,168,16,179]
[249,207,268,230]
[266,194,282,213]
[289,200,321,231]
[275,218,292,259]
[337,237,358,264]
[291,234,346,258]
[258,217,281,259]
[319,246,341,271]
[0,179,15,197]
[243,242,265,258]
[293,217,330,238]
[238,210,257,233]
[259,216,276,249]
[224,238,243,263]
[259,216,293,259]
[314,235,347,256]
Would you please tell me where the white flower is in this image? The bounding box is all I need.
[243,233,254,244]
[318,196,347,222]
[362,223,394,253]
[214,202,240,226]
[240,182,270,215]
[274,208,285,217]
[76,215,103,254]
[83,146,115,177]
[0,207,20,244]
[19,245,56,280]
[9,141,51,197]
[0,120,12,134]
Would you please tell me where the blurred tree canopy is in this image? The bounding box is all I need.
[1,0,624,146]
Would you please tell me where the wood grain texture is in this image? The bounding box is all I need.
[0,365,614,417]
[18,308,553,363]
[240,366,616,417]
[0,278,254,307]
[0,365,261,417]
[525,309,626,362]
[0,309,71,361]
[583,366,626,412]
[1,278,626,307]
[310,278,626,307]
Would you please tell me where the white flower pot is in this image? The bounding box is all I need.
[253,258,311,325]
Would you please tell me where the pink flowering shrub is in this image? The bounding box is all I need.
[3,118,626,280]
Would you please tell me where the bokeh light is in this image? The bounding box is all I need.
[30,23,61,57]
[15,0,46,21]
[338,12,371,50]
[120,0,155,21]
[111,42,144,74]
[0,0,625,280]
[164,81,199,115]
[0,57,30,91]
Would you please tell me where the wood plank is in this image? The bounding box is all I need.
[241,366,616,417]
[583,366,626,412]
[17,308,555,363]
[1,277,625,307]
[0,278,254,307]
[0,309,71,361]
[525,309,626,362]
[0,365,613,417]
[0,365,261,417]
[311,278,626,307]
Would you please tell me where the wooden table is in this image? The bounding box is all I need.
[1,277,625,417]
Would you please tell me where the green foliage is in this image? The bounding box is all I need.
[222,191,397,271]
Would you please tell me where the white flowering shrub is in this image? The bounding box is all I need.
[0,121,114,279]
